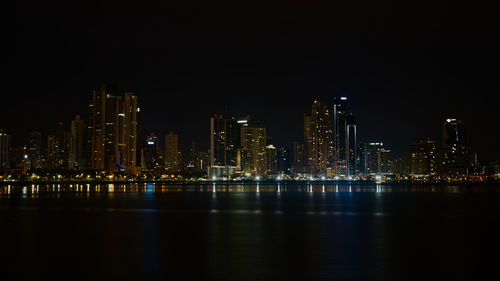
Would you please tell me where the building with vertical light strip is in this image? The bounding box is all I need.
[333,96,350,177]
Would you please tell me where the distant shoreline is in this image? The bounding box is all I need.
[1,180,499,186]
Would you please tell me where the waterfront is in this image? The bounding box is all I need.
[2,183,499,281]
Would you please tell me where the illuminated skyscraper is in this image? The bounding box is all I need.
[209,115,239,177]
[409,139,437,175]
[141,133,162,172]
[346,115,357,177]
[442,119,468,176]
[47,123,71,170]
[304,100,332,176]
[277,147,291,176]
[240,124,267,175]
[165,131,179,172]
[117,92,139,172]
[266,144,277,176]
[88,84,139,173]
[88,84,108,170]
[0,131,11,169]
[364,142,388,175]
[27,131,43,170]
[333,96,351,177]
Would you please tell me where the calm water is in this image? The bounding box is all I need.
[1,183,499,281]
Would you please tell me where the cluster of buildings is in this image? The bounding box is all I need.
[1,86,499,181]
[0,84,201,178]
[206,98,498,181]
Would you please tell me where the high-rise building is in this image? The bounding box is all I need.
[266,144,277,176]
[304,100,333,176]
[442,118,468,176]
[88,84,109,170]
[356,142,366,175]
[378,149,391,174]
[0,131,12,169]
[189,141,199,171]
[88,84,139,173]
[70,115,86,170]
[364,142,387,175]
[346,115,357,177]
[165,132,179,172]
[333,96,349,177]
[409,139,437,176]
[292,141,309,176]
[277,147,291,176]
[116,92,139,172]
[141,133,162,172]
[209,115,239,177]
[27,131,43,170]
[240,124,267,175]
[47,124,71,170]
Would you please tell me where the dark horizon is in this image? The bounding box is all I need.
[4,0,499,162]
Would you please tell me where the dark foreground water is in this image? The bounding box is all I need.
[1,183,499,281]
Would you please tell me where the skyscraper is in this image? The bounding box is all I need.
[346,115,357,177]
[304,100,333,176]
[0,131,11,169]
[70,115,86,170]
[364,142,386,175]
[409,139,437,176]
[209,115,239,177]
[266,144,277,176]
[117,92,139,172]
[165,131,179,172]
[141,133,162,173]
[47,124,71,170]
[27,131,43,170]
[240,124,267,175]
[277,147,291,176]
[88,84,139,173]
[292,141,308,176]
[333,96,349,177]
[442,119,468,176]
[88,84,108,170]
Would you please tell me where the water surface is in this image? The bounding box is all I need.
[1,183,499,281]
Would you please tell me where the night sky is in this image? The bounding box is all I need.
[5,1,499,161]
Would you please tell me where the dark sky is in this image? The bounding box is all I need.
[4,0,499,162]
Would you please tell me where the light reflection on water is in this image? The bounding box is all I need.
[0,183,498,199]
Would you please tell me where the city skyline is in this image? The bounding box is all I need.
[4,2,499,281]
[0,88,496,164]
[5,0,498,162]
[0,88,494,181]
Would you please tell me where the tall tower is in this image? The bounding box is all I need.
[409,139,437,175]
[88,84,107,170]
[70,115,86,170]
[346,114,357,177]
[88,84,139,173]
[304,100,332,176]
[240,124,267,175]
[333,96,349,177]
[210,115,238,168]
[0,131,11,169]
[117,92,138,172]
[442,119,468,175]
[165,131,179,172]
[27,131,42,170]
